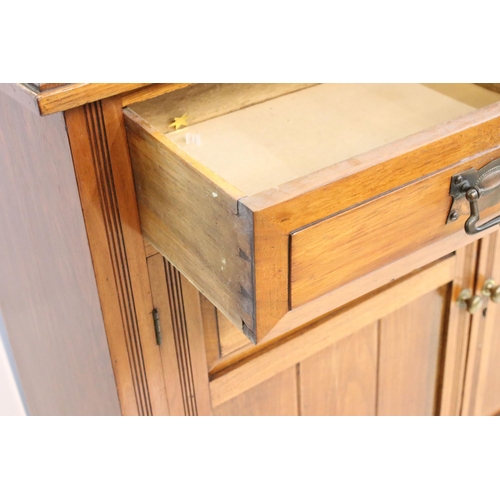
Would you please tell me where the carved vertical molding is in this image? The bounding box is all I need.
[85,101,152,415]
[147,252,213,416]
[164,260,199,416]
[65,98,168,416]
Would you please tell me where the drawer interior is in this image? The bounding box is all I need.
[130,83,500,197]
[126,83,500,343]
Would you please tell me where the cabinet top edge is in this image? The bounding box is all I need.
[1,83,192,116]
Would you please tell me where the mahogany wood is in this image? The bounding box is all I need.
[245,108,500,341]
[0,89,120,415]
[377,286,448,415]
[7,83,500,416]
[121,84,192,107]
[206,226,496,376]
[300,324,378,416]
[147,253,182,415]
[462,232,500,415]
[147,254,213,415]
[39,83,150,115]
[209,257,455,406]
[2,83,152,115]
[129,83,317,133]
[65,98,168,416]
[213,366,298,416]
[200,295,222,371]
[290,150,500,307]
[439,242,479,415]
[127,80,500,343]
[216,310,251,356]
[125,110,255,339]
[144,239,159,258]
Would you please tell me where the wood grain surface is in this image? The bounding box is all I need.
[300,323,378,416]
[209,256,455,406]
[290,150,500,307]
[147,254,213,415]
[213,366,298,416]
[65,98,168,416]
[129,83,316,133]
[245,103,500,341]
[0,90,120,415]
[125,109,255,339]
[462,232,500,415]
[147,254,183,415]
[3,83,152,115]
[38,83,150,114]
[121,83,192,107]
[377,286,449,416]
[439,242,479,415]
[126,83,500,344]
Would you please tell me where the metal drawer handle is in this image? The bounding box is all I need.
[448,158,500,235]
[464,188,500,235]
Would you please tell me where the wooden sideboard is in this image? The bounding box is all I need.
[2,83,500,415]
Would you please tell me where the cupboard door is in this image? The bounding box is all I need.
[147,253,212,416]
[211,254,469,415]
[377,286,448,415]
[298,286,449,416]
[148,242,478,416]
[212,367,298,416]
[300,324,378,416]
[463,231,500,416]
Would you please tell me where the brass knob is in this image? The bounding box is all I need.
[482,279,500,304]
[457,288,483,314]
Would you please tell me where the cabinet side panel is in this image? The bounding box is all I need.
[0,89,120,415]
[378,285,449,416]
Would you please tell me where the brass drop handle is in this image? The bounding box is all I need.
[464,188,500,235]
[457,289,483,314]
[447,158,500,236]
[482,279,500,304]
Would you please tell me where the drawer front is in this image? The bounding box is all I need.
[126,93,500,344]
[290,149,500,307]
[243,105,500,340]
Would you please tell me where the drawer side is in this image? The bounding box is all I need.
[124,110,255,339]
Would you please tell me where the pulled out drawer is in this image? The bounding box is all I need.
[124,83,500,343]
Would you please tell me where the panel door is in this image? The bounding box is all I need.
[209,246,477,416]
[462,231,500,416]
[146,237,480,416]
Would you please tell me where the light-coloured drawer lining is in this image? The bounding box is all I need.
[164,83,500,196]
